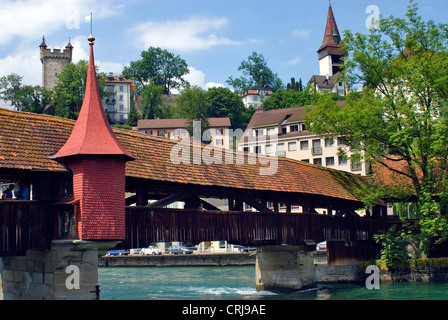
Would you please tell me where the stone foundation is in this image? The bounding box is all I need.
[255,245,316,293]
[0,240,118,300]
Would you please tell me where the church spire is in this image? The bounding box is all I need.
[317,2,347,76]
[318,3,342,52]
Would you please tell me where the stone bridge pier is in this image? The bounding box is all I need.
[0,240,118,300]
[255,245,316,293]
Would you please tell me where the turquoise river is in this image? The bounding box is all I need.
[98,266,448,300]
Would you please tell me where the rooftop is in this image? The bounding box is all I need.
[318,4,344,53]
[246,106,308,130]
[137,117,231,130]
[55,40,133,161]
[105,74,133,84]
[0,108,369,204]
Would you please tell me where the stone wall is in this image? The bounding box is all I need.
[370,258,448,282]
[100,253,255,267]
[0,240,117,300]
[255,245,316,293]
[317,258,448,284]
[316,264,365,283]
[40,48,72,90]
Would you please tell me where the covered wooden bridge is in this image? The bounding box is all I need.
[0,36,389,299]
[0,108,387,261]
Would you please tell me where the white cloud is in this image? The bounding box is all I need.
[204,82,226,90]
[0,46,42,85]
[98,61,127,75]
[128,16,241,52]
[70,36,89,63]
[0,34,126,87]
[184,67,205,87]
[0,0,126,86]
[0,0,123,46]
[292,28,312,38]
[185,67,226,90]
[69,35,127,75]
[170,67,225,94]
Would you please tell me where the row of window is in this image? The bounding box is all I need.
[243,141,362,171]
[144,129,225,137]
[301,157,361,171]
[106,104,127,112]
[253,125,305,137]
[106,85,127,93]
[144,129,224,146]
[245,137,344,154]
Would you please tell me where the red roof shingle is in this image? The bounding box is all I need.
[55,42,134,161]
[0,109,367,204]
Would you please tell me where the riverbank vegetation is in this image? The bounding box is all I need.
[305,0,448,261]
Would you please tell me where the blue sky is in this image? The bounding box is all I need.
[0,0,447,91]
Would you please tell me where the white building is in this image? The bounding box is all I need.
[238,4,370,175]
[241,88,273,109]
[102,73,135,124]
[239,106,369,176]
[136,117,232,150]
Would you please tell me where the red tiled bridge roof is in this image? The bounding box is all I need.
[0,108,368,204]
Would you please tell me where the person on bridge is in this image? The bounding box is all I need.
[15,182,29,200]
[2,184,15,200]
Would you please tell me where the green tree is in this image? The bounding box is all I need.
[0,74,52,113]
[0,73,24,110]
[304,0,448,257]
[206,87,247,129]
[122,47,189,95]
[16,85,52,114]
[262,88,317,110]
[52,60,106,120]
[140,83,164,119]
[374,225,410,267]
[286,77,303,92]
[126,101,140,127]
[226,52,284,93]
[173,86,255,131]
[174,84,209,136]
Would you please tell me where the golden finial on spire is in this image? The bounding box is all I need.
[87,12,95,45]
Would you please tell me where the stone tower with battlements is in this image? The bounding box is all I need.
[39,36,73,90]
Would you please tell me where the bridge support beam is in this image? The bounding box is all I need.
[255,245,316,293]
[0,240,118,300]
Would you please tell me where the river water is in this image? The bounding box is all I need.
[98,266,448,300]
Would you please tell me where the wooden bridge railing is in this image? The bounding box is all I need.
[123,207,386,248]
[0,201,55,254]
[0,203,387,255]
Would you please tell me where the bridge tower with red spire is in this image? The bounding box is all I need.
[55,34,134,241]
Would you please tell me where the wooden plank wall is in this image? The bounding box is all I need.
[0,203,385,254]
[0,201,55,254]
[123,207,385,248]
